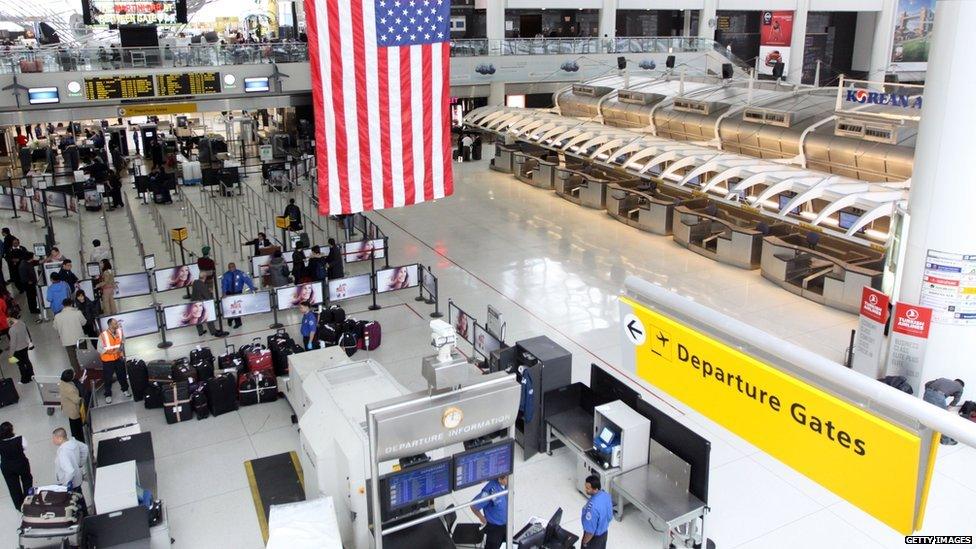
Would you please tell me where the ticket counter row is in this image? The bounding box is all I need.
[488,144,884,313]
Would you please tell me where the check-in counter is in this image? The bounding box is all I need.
[514,151,562,189]
[605,183,702,236]
[673,202,791,269]
[760,233,884,313]
[554,165,636,210]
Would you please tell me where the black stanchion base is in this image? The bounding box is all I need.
[368,304,382,311]
[414,296,426,302]
[269,322,284,329]
[430,311,443,318]
[157,341,173,349]
[424,298,435,305]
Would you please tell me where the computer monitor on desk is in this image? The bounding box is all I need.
[514,507,577,549]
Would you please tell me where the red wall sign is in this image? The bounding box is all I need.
[859,287,890,325]
[891,302,933,339]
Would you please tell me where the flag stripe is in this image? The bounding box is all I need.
[410,45,424,205]
[422,43,434,202]
[388,50,405,208]
[305,0,328,215]
[400,46,416,207]
[377,47,393,209]
[350,0,371,212]
[327,0,350,214]
[430,42,443,200]
[440,42,453,198]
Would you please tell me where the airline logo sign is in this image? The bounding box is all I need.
[619,296,924,534]
[893,303,932,339]
[860,288,890,324]
[853,287,890,376]
[845,89,923,109]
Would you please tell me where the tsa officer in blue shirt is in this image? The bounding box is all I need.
[581,475,612,549]
[470,475,508,549]
[220,262,256,329]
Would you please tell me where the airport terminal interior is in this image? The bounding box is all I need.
[0,0,973,548]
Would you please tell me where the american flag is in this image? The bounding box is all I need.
[305,0,454,215]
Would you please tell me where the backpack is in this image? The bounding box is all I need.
[878,375,913,395]
[960,400,976,420]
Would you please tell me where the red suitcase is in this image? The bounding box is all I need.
[246,347,274,376]
[357,320,382,351]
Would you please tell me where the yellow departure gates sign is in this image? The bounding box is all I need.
[619,296,926,534]
[117,103,199,117]
[170,227,188,242]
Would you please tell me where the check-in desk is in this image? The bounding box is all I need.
[514,151,563,189]
[553,166,636,210]
[605,184,703,236]
[761,233,884,313]
[489,142,520,173]
[673,202,790,269]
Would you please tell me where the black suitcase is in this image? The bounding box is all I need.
[189,347,214,366]
[126,359,148,401]
[238,373,278,406]
[144,382,165,409]
[339,332,358,357]
[191,387,210,420]
[0,371,19,407]
[172,363,198,384]
[162,381,190,404]
[146,360,174,382]
[163,401,193,424]
[193,359,215,382]
[329,305,346,323]
[206,374,239,416]
[316,322,341,347]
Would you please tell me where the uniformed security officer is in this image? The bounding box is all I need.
[470,474,508,549]
[581,474,612,549]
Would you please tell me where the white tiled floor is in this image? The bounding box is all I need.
[0,155,973,548]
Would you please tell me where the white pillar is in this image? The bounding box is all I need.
[699,0,717,41]
[599,0,618,39]
[868,0,897,81]
[896,0,976,385]
[488,82,505,107]
[788,0,809,84]
[486,0,505,42]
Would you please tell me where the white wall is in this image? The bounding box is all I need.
[506,0,602,8]
[851,11,877,72]
[618,0,704,8]
[809,0,883,11]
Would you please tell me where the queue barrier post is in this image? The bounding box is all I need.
[430,274,443,318]
[156,307,173,349]
[368,252,381,311]
[269,291,284,329]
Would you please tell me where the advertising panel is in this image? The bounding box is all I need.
[343,238,386,263]
[98,307,159,338]
[620,296,926,535]
[890,0,935,70]
[757,11,793,77]
[919,249,976,326]
[884,302,933,393]
[852,287,891,376]
[220,292,272,318]
[376,264,419,293]
[421,266,436,296]
[327,274,372,302]
[114,272,152,298]
[163,300,217,330]
[275,282,324,311]
[473,323,502,358]
[449,302,475,344]
[153,264,200,292]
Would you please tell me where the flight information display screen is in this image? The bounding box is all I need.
[85,75,154,100]
[382,459,452,511]
[155,72,221,96]
[453,440,515,490]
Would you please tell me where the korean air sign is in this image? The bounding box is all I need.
[845,89,923,109]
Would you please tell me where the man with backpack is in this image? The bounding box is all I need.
[307,246,327,282]
[923,378,965,445]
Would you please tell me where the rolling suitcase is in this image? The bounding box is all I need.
[338,331,358,358]
[218,345,246,379]
[238,372,278,406]
[84,189,102,211]
[162,381,190,404]
[146,360,174,382]
[245,338,274,376]
[144,382,165,409]
[190,347,214,366]
[172,363,199,384]
[164,401,193,424]
[21,490,83,529]
[0,377,19,407]
[126,359,149,401]
[191,387,210,420]
[206,374,238,416]
[357,320,382,351]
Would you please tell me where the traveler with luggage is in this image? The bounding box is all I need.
[307,246,327,282]
[197,246,216,278]
[17,252,41,320]
[291,244,307,283]
[95,259,118,315]
[58,370,85,443]
[97,318,130,404]
[221,263,256,329]
[300,302,317,349]
[0,421,32,510]
[326,238,344,279]
[53,299,86,377]
[283,199,303,231]
[74,290,99,338]
[52,428,88,494]
[267,251,291,288]
[190,271,227,337]
[923,378,966,445]
[8,316,34,383]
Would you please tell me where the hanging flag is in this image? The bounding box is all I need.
[305,0,454,215]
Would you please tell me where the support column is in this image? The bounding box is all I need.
[895,1,976,384]
[488,82,505,107]
[486,0,505,43]
[868,0,897,82]
[599,0,618,40]
[699,0,718,41]
[788,0,809,84]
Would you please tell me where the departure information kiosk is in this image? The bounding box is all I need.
[453,440,515,490]
[380,458,452,513]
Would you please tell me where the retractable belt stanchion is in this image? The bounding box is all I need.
[430,275,443,318]
[269,291,284,329]
[383,236,390,269]
[156,307,173,349]
[368,251,381,311]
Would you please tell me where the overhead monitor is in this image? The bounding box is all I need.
[778,194,800,215]
[838,211,865,233]
[28,87,59,105]
[153,264,200,292]
[375,264,419,293]
[343,238,386,263]
[473,324,502,358]
[84,75,155,100]
[82,0,188,26]
[221,291,272,318]
[162,300,217,330]
[243,77,271,93]
[380,458,452,512]
[155,72,221,96]
[275,281,324,311]
[452,439,515,491]
[98,307,159,338]
[113,272,152,298]
[327,273,372,302]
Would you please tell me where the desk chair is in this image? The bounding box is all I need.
[442,504,486,547]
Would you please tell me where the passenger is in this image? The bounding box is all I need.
[0,422,32,510]
[57,259,79,289]
[190,271,226,337]
[267,251,291,288]
[74,290,99,338]
[291,244,307,283]
[52,298,86,377]
[95,259,118,315]
[8,316,34,383]
[196,246,216,278]
[89,239,111,265]
[923,378,966,445]
[17,252,40,319]
[58,370,85,443]
[307,246,327,282]
[52,428,88,493]
[326,238,344,279]
[283,198,302,231]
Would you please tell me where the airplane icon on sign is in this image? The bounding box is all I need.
[649,327,672,363]
[656,332,670,347]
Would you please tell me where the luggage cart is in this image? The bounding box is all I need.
[17,524,81,548]
[34,375,61,416]
[76,337,104,397]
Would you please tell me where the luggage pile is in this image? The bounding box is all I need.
[315,305,382,358]
[18,489,84,547]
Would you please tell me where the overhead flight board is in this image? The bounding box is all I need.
[85,75,155,100]
[155,72,222,96]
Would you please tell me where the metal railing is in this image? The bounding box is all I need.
[1,42,309,74]
[180,188,227,269]
[450,36,726,57]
